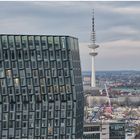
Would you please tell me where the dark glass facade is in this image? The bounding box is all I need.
[83,133,100,139]
[0,34,84,139]
[109,123,125,139]
[83,125,100,139]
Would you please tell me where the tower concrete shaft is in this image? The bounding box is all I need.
[91,50,96,87]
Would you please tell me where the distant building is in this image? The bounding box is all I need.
[109,122,126,139]
[83,123,100,139]
[83,75,91,86]
[83,121,125,139]
[0,34,84,139]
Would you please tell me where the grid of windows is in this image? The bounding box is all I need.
[0,35,83,139]
[84,126,100,132]
[109,123,125,139]
[83,133,100,139]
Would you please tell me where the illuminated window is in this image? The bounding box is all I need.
[60,86,65,93]
[6,70,11,77]
[14,78,19,86]
[48,127,53,135]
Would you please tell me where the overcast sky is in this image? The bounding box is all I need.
[0,1,140,71]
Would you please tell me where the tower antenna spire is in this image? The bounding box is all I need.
[89,9,100,88]
[91,9,96,44]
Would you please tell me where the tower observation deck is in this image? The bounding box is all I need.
[89,9,100,88]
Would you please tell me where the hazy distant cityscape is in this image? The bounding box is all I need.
[83,70,140,139]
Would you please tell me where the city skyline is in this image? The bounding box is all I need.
[0,1,140,71]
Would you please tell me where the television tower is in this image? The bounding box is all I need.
[89,9,99,88]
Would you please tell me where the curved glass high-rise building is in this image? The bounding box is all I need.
[0,34,84,139]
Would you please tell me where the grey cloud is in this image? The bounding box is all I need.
[0,1,139,70]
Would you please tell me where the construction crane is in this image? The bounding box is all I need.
[104,83,111,107]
